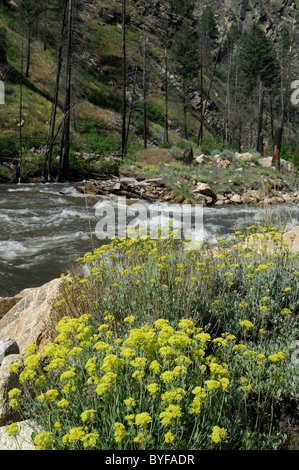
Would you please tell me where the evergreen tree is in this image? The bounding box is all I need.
[199,6,218,48]
[272,22,296,170]
[170,22,199,140]
[224,22,241,146]
[226,22,240,50]
[237,23,279,153]
[168,0,195,20]
[197,6,219,143]
[238,22,279,92]
[19,0,43,77]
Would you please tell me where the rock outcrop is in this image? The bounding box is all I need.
[81,170,299,207]
[242,225,299,254]
[197,0,299,43]
[0,420,35,450]
[0,296,23,320]
[0,339,19,365]
[0,278,64,355]
[0,287,37,320]
[0,277,66,430]
[0,354,23,426]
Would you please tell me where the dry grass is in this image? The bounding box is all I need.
[135,148,174,165]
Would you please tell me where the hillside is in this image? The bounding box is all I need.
[0,0,298,183]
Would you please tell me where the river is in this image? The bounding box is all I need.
[0,182,298,298]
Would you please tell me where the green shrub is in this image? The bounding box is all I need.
[147,103,165,127]
[85,84,122,113]
[83,132,122,156]
[0,163,11,182]
[7,227,299,450]
[0,139,19,160]
[292,145,299,168]
[220,150,235,161]
[169,146,182,160]
[251,156,260,166]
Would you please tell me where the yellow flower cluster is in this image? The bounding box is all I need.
[210,426,228,444]
[9,247,296,456]
[268,351,285,363]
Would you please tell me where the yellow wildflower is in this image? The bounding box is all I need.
[210,426,227,444]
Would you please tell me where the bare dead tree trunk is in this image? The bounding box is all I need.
[18,40,24,183]
[143,35,147,149]
[269,89,274,141]
[272,126,283,170]
[125,67,138,153]
[164,22,169,149]
[43,3,47,52]
[43,0,68,182]
[182,79,188,140]
[121,0,127,160]
[60,0,74,181]
[197,34,224,145]
[224,50,232,147]
[272,14,295,171]
[25,24,31,78]
[198,36,204,144]
[256,80,264,155]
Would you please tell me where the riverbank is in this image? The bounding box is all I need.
[1,181,299,296]
[80,171,299,207]
[2,148,298,207]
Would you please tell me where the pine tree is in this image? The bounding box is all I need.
[168,0,195,19]
[238,23,278,92]
[121,0,127,161]
[272,22,296,170]
[224,22,240,146]
[19,0,43,78]
[237,23,279,153]
[170,22,199,140]
[199,5,218,51]
[197,6,219,142]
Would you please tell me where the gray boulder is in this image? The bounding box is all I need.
[0,354,23,426]
[0,339,19,365]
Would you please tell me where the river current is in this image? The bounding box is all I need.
[0,183,298,297]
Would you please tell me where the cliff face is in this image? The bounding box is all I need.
[96,1,298,41]
[194,0,298,40]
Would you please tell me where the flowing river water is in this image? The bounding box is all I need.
[0,182,299,298]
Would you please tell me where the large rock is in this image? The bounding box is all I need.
[241,194,255,205]
[282,193,295,203]
[195,154,211,165]
[0,420,35,450]
[0,286,40,319]
[215,157,231,169]
[0,278,64,355]
[248,189,266,203]
[234,152,256,162]
[243,226,299,254]
[194,183,215,198]
[259,157,294,172]
[0,295,23,320]
[0,355,23,426]
[0,338,19,365]
[230,194,242,204]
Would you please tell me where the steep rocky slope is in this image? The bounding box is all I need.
[195,0,298,39]
[0,0,298,167]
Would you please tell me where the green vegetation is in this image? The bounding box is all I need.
[125,154,298,201]
[6,227,299,449]
[0,1,298,182]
